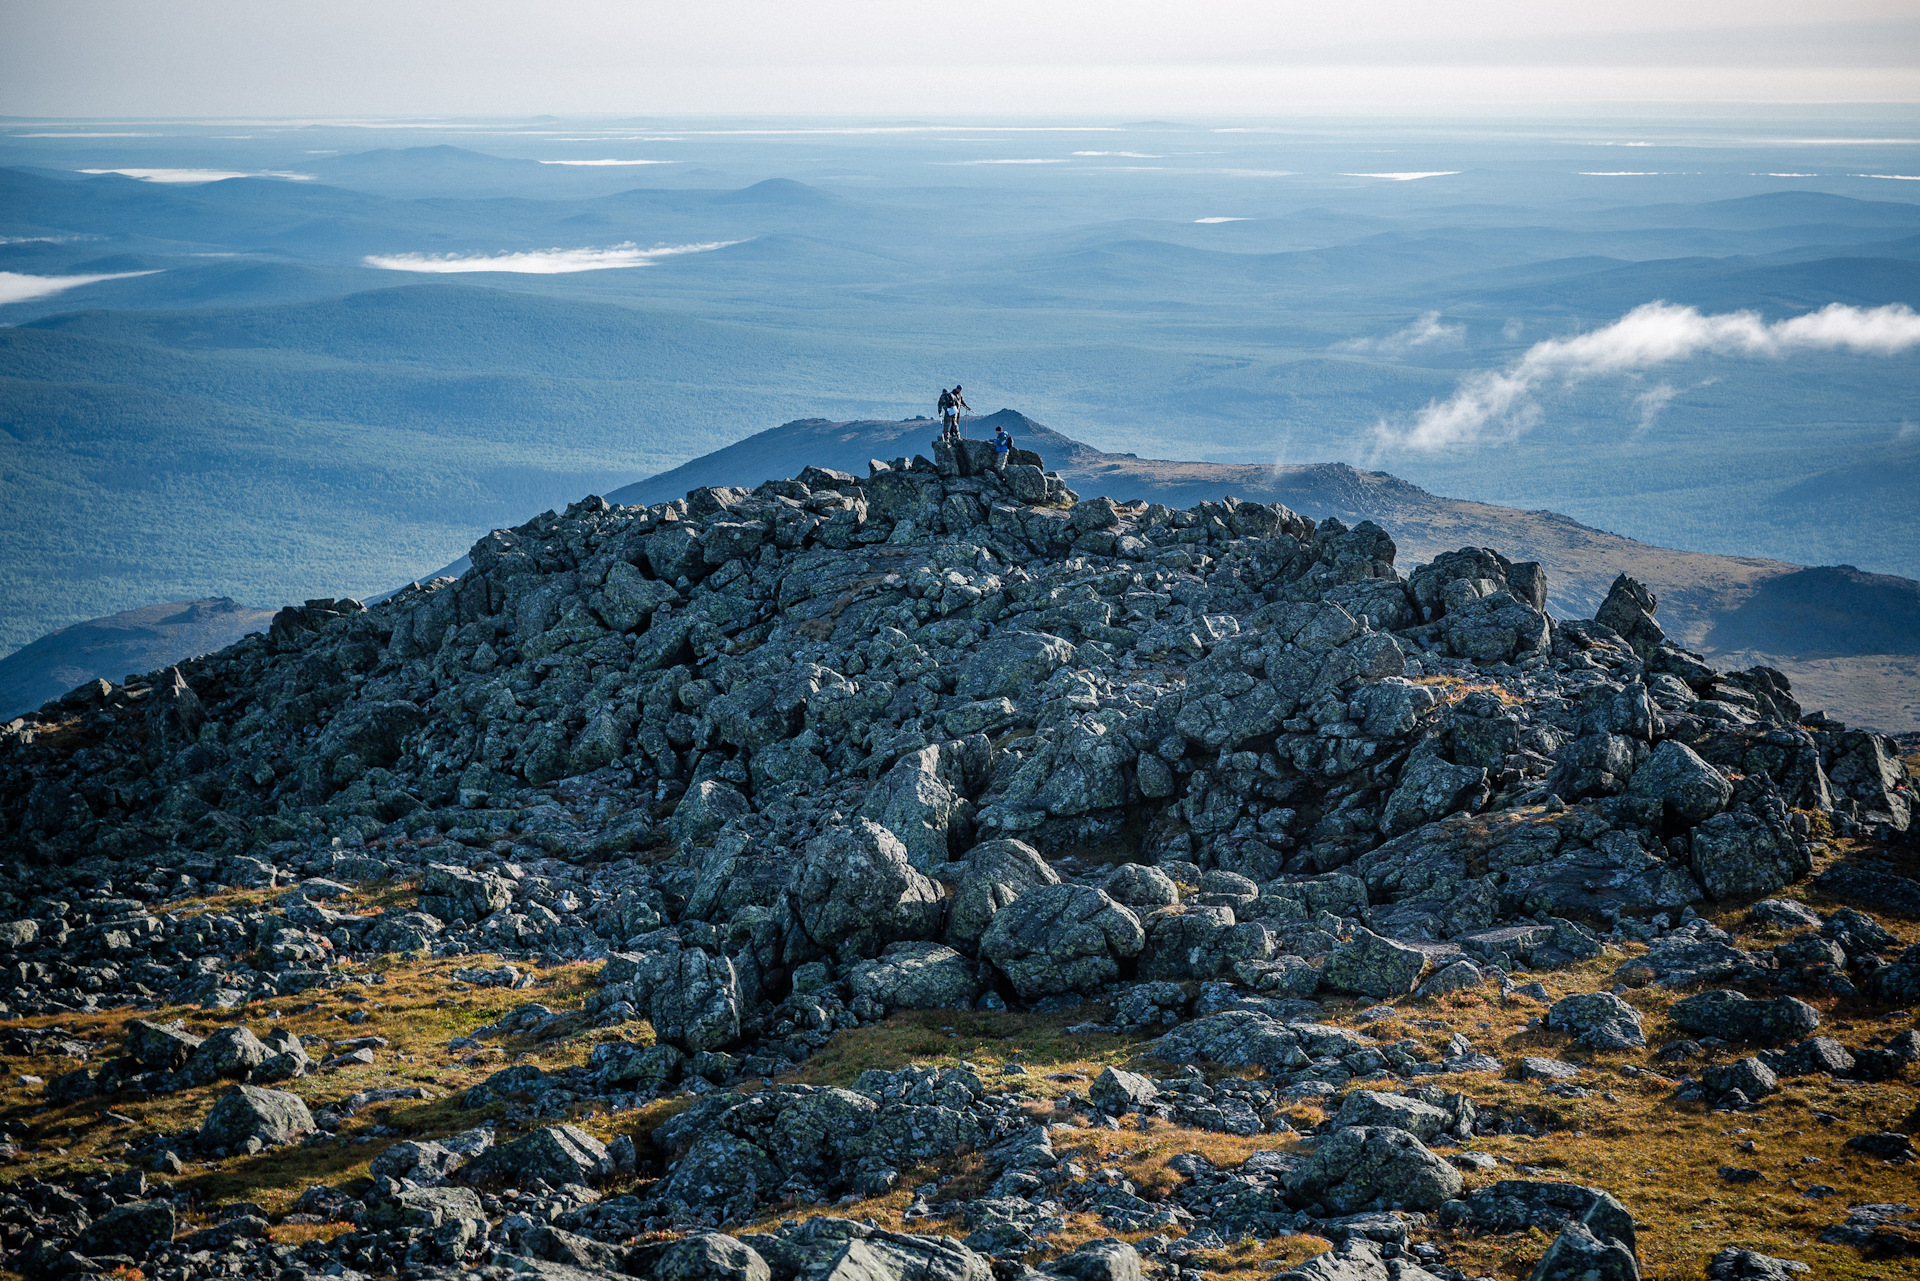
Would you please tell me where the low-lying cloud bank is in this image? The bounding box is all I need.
[1336,311,1463,354]
[78,168,312,183]
[363,241,737,274]
[0,270,160,306]
[1376,301,1920,452]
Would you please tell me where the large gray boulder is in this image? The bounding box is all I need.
[1669,990,1820,1044]
[467,1124,612,1187]
[1104,862,1180,911]
[1594,575,1665,656]
[1528,1221,1641,1281]
[1276,1238,1444,1280]
[1689,808,1811,901]
[1627,741,1732,825]
[861,744,969,873]
[79,1202,176,1256]
[1442,591,1550,662]
[1332,1089,1456,1142]
[627,947,745,1052]
[787,819,946,963]
[1320,928,1427,998]
[672,779,752,844]
[979,883,1144,999]
[847,942,981,1011]
[946,839,1060,948]
[1282,1125,1462,1213]
[955,631,1075,700]
[198,1084,315,1150]
[1381,755,1490,836]
[1147,1009,1315,1074]
[182,1025,271,1086]
[1547,992,1645,1050]
[125,1019,202,1071]
[653,1232,771,1281]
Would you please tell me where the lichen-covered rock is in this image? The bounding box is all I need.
[1332,1089,1457,1142]
[1147,1010,1310,1074]
[467,1124,611,1188]
[1627,740,1733,825]
[1089,1067,1160,1114]
[861,744,969,873]
[1547,992,1646,1050]
[787,819,945,963]
[78,1201,176,1257]
[847,942,980,1011]
[1283,1125,1462,1213]
[1321,928,1428,998]
[979,883,1144,999]
[198,1084,315,1150]
[653,1232,772,1281]
[1689,807,1811,901]
[1381,754,1491,837]
[1668,991,1820,1044]
[1528,1221,1641,1281]
[125,1018,202,1071]
[946,839,1060,949]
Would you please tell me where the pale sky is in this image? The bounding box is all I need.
[4,0,1918,117]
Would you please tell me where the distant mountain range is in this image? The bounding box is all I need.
[7,409,1915,731]
[0,598,275,720]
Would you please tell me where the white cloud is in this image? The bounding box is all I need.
[1194,216,1247,223]
[1335,311,1464,354]
[1896,420,1917,441]
[1631,381,1678,436]
[538,158,674,166]
[79,167,313,182]
[1341,171,1460,181]
[932,158,1069,165]
[1072,151,1162,158]
[1856,173,1920,181]
[0,270,160,305]
[1377,301,1920,452]
[363,240,736,274]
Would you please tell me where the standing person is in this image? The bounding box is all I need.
[949,386,970,439]
[937,386,956,439]
[992,422,1012,471]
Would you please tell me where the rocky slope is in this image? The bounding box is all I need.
[1,435,1918,1281]
[611,410,1920,732]
[0,599,276,723]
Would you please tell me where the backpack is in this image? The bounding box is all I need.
[938,390,955,412]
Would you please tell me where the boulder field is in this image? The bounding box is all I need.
[1,436,1916,1281]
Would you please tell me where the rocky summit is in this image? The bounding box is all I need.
[1,435,1917,1281]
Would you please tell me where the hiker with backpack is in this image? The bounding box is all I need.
[939,385,970,442]
[992,423,1012,471]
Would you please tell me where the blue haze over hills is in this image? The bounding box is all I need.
[1,113,1918,661]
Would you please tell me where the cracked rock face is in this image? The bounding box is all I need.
[1,436,1911,1281]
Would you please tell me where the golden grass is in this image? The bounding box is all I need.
[4,840,1920,1280]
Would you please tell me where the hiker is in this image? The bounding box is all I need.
[942,385,970,441]
[937,386,955,437]
[992,423,1012,471]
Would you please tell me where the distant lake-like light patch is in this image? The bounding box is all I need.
[0,270,160,306]
[1194,217,1248,223]
[1341,171,1461,181]
[78,168,314,183]
[363,241,737,273]
[539,159,675,166]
